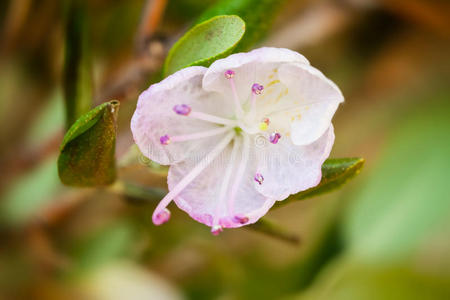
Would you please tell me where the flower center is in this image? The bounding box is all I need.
[224,69,282,144]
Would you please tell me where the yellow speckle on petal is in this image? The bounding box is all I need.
[274,88,289,103]
[266,79,280,88]
[268,69,278,79]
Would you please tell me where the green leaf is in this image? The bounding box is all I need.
[197,0,286,52]
[342,101,450,263]
[298,262,450,300]
[58,100,120,186]
[163,15,245,76]
[275,158,365,208]
[63,0,93,129]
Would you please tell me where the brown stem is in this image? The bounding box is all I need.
[136,0,169,52]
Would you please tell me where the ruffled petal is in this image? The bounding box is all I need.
[203,47,309,106]
[276,63,343,146]
[254,125,335,200]
[168,135,275,228]
[131,66,234,165]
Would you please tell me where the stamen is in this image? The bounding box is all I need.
[160,135,170,145]
[251,83,264,95]
[233,214,249,224]
[224,69,235,79]
[269,132,281,144]
[173,104,191,116]
[211,225,223,235]
[250,83,264,116]
[168,126,230,143]
[152,132,234,225]
[254,173,264,185]
[189,111,236,126]
[225,69,244,118]
[154,208,171,225]
[228,134,250,215]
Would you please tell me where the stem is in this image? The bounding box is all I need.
[136,0,168,52]
[248,218,300,245]
[63,0,92,130]
[110,181,166,204]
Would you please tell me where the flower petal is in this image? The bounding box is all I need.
[168,135,275,228]
[254,125,335,200]
[131,66,234,165]
[277,62,343,146]
[203,47,309,105]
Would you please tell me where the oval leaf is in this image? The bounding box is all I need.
[163,15,245,76]
[58,100,120,186]
[197,0,285,52]
[275,158,365,208]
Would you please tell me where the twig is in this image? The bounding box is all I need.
[0,0,32,54]
[95,39,167,103]
[109,181,166,205]
[136,0,169,53]
[264,1,356,49]
[248,218,301,245]
[97,0,171,102]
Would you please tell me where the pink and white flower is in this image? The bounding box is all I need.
[131,47,344,234]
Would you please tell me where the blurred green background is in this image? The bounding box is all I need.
[0,0,449,299]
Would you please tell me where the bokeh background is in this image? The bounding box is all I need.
[1,0,449,299]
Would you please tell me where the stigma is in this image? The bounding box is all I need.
[153,208,171,225]
[211,225,223,235]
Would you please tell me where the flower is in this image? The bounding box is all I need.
[131,47,344,234]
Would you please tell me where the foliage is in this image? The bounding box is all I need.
[197,0,286,51]
[58,100,119,186]
[63,0,93,129]
[277,158,364,208]
[163,15,245,76]
[3,0,448,299]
